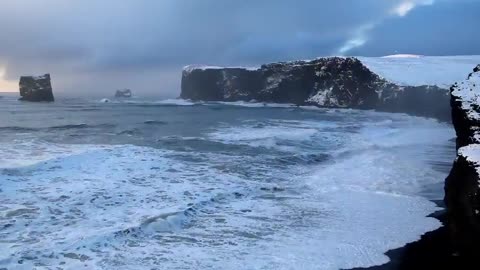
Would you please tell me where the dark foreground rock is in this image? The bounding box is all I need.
[19,74,54,102]
[115,89,132,98]
[181,57,451,121]
[445,64,480,258]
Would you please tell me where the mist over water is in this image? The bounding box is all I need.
[0,96,455,269]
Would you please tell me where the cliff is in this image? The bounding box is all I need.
[19,74,54,102]
[445,64,480,257]
[181,57,450,120]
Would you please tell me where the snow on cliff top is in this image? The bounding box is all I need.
[183,56,480,89]
[451,64,480,121]
[459,144,480,179]
[359,55,480,88]
[454,65,480,174]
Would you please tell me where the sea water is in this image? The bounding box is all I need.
[0,95,455,269]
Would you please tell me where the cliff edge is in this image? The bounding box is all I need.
[445,64,480,257]
[181,57,450,120]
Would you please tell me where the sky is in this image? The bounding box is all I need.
[0,0,478,97]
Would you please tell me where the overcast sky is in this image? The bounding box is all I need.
[0,0,478,96]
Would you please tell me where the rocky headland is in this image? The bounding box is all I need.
[181,57,450,121]
[18,74,54,102]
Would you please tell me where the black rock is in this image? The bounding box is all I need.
[115,89,132,98]
[181,57,451,121]
[19,74,54,102]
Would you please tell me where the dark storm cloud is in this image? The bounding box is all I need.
[350,0,480,56]
[0,0,477,95]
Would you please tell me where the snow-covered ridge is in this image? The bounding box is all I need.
[451,64,480,172]
[359,55,480,88]
[184,56,480,89]
[453,64,480,175]
[459,144,480,171]
[31,74,50,80]
[182,57,350,74]
[451,65,480,126]
[445,64,480,258]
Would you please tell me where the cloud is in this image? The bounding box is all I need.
[349,0,480,56]
[337,0,437,55]
[392,0,434,16]
[337,23,376,55]
[0,0,476,95]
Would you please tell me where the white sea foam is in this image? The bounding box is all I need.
[0,140,106,169]
[96,98,197,106]
[154,98,197,106]
[0,111,455,269]
[209,100,297,108]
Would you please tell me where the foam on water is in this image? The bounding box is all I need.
[0,109,455,269]
[0,140,106,169]
[96,98,197,106]
[359,55,480,88]
[208,119,341,151]
[0,144,257,269]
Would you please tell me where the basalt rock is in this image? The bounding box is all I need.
[445,64,480,258]
[181,57,451,121]
[19,74,54,102]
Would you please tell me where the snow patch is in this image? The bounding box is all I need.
[307,87,338,106]
[451,65,480,121]
[359,55,480,88]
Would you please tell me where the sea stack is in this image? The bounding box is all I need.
[445,64,480,258]
[115,89,132,98]
[19,74,54,102]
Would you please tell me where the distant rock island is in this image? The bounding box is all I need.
[181,57,450,121]
[19,74,54,102]
[115,89,132,98]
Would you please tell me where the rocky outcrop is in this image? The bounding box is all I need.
[115,89,132,98]
[181,57,451,120]
[445,64,480,257]
[19,74,54,102]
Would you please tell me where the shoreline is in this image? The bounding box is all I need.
[349,200,473,270]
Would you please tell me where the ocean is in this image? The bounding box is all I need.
[0,94,455,269]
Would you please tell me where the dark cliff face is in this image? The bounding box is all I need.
[445,64,480,257]
[19,74,54,102]
[181,57,450,121]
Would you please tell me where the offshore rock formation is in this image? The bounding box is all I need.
[115,89,132,98]
[445,64,480,257]
[181,57,450,120]
[19,74,54,102]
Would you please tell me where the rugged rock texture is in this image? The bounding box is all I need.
[445,64,480,258]
[19,74,54,102]
[115,89,132,98]
[181,57,451,120]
